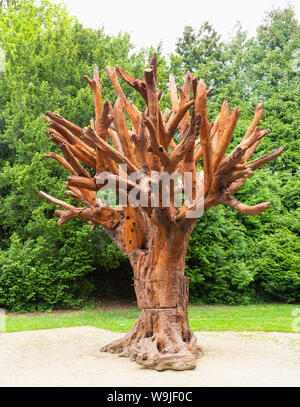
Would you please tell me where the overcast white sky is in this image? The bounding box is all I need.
[54,0,300,56]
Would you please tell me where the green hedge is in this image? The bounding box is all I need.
[0,1,298,311]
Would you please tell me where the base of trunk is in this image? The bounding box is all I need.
[100,308,203,371]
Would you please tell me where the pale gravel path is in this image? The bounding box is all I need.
[0,327,299,387]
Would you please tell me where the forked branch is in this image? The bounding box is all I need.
[40,57,285,233]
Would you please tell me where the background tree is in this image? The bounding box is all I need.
[0,0,149,311]
[174,6,300,304]
[0,0,14,9]
[0,0,298,314]
[171,23,224,88]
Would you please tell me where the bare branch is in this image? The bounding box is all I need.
[222,196,271,215]
[243,101,264,141]
[116,65,148,103]
[166,100,194,143]
[169,74,179,113]
[143,114,169,168]
[44,152,75,175]
[106,67,141,133]
[83,127,139,173]
[45,111,82,138]
[167,115,201,174]
[247,146,285,170]
[84,68,102,133]
[39,191,74,210]
[213,108,241,173]
[194,79,213,194]
[113,97,138,166]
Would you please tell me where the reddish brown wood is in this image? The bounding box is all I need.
[40,55,284,371]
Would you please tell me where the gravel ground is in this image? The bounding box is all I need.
[0,327,299,387]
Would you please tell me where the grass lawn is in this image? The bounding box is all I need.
[4,303,299,333]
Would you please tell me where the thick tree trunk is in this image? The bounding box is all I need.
[101,220,203,371]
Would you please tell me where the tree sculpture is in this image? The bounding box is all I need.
[39,55,284,371]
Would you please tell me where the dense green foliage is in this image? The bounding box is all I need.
[179,9,300,304]
[0,0,299,311]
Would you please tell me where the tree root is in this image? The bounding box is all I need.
[100,309,203,371]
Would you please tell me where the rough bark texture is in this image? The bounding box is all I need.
[39,55,284,371]
[101,220,203,371]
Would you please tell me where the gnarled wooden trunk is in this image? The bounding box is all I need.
[39,56,284,372]
[101,221,202,371]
